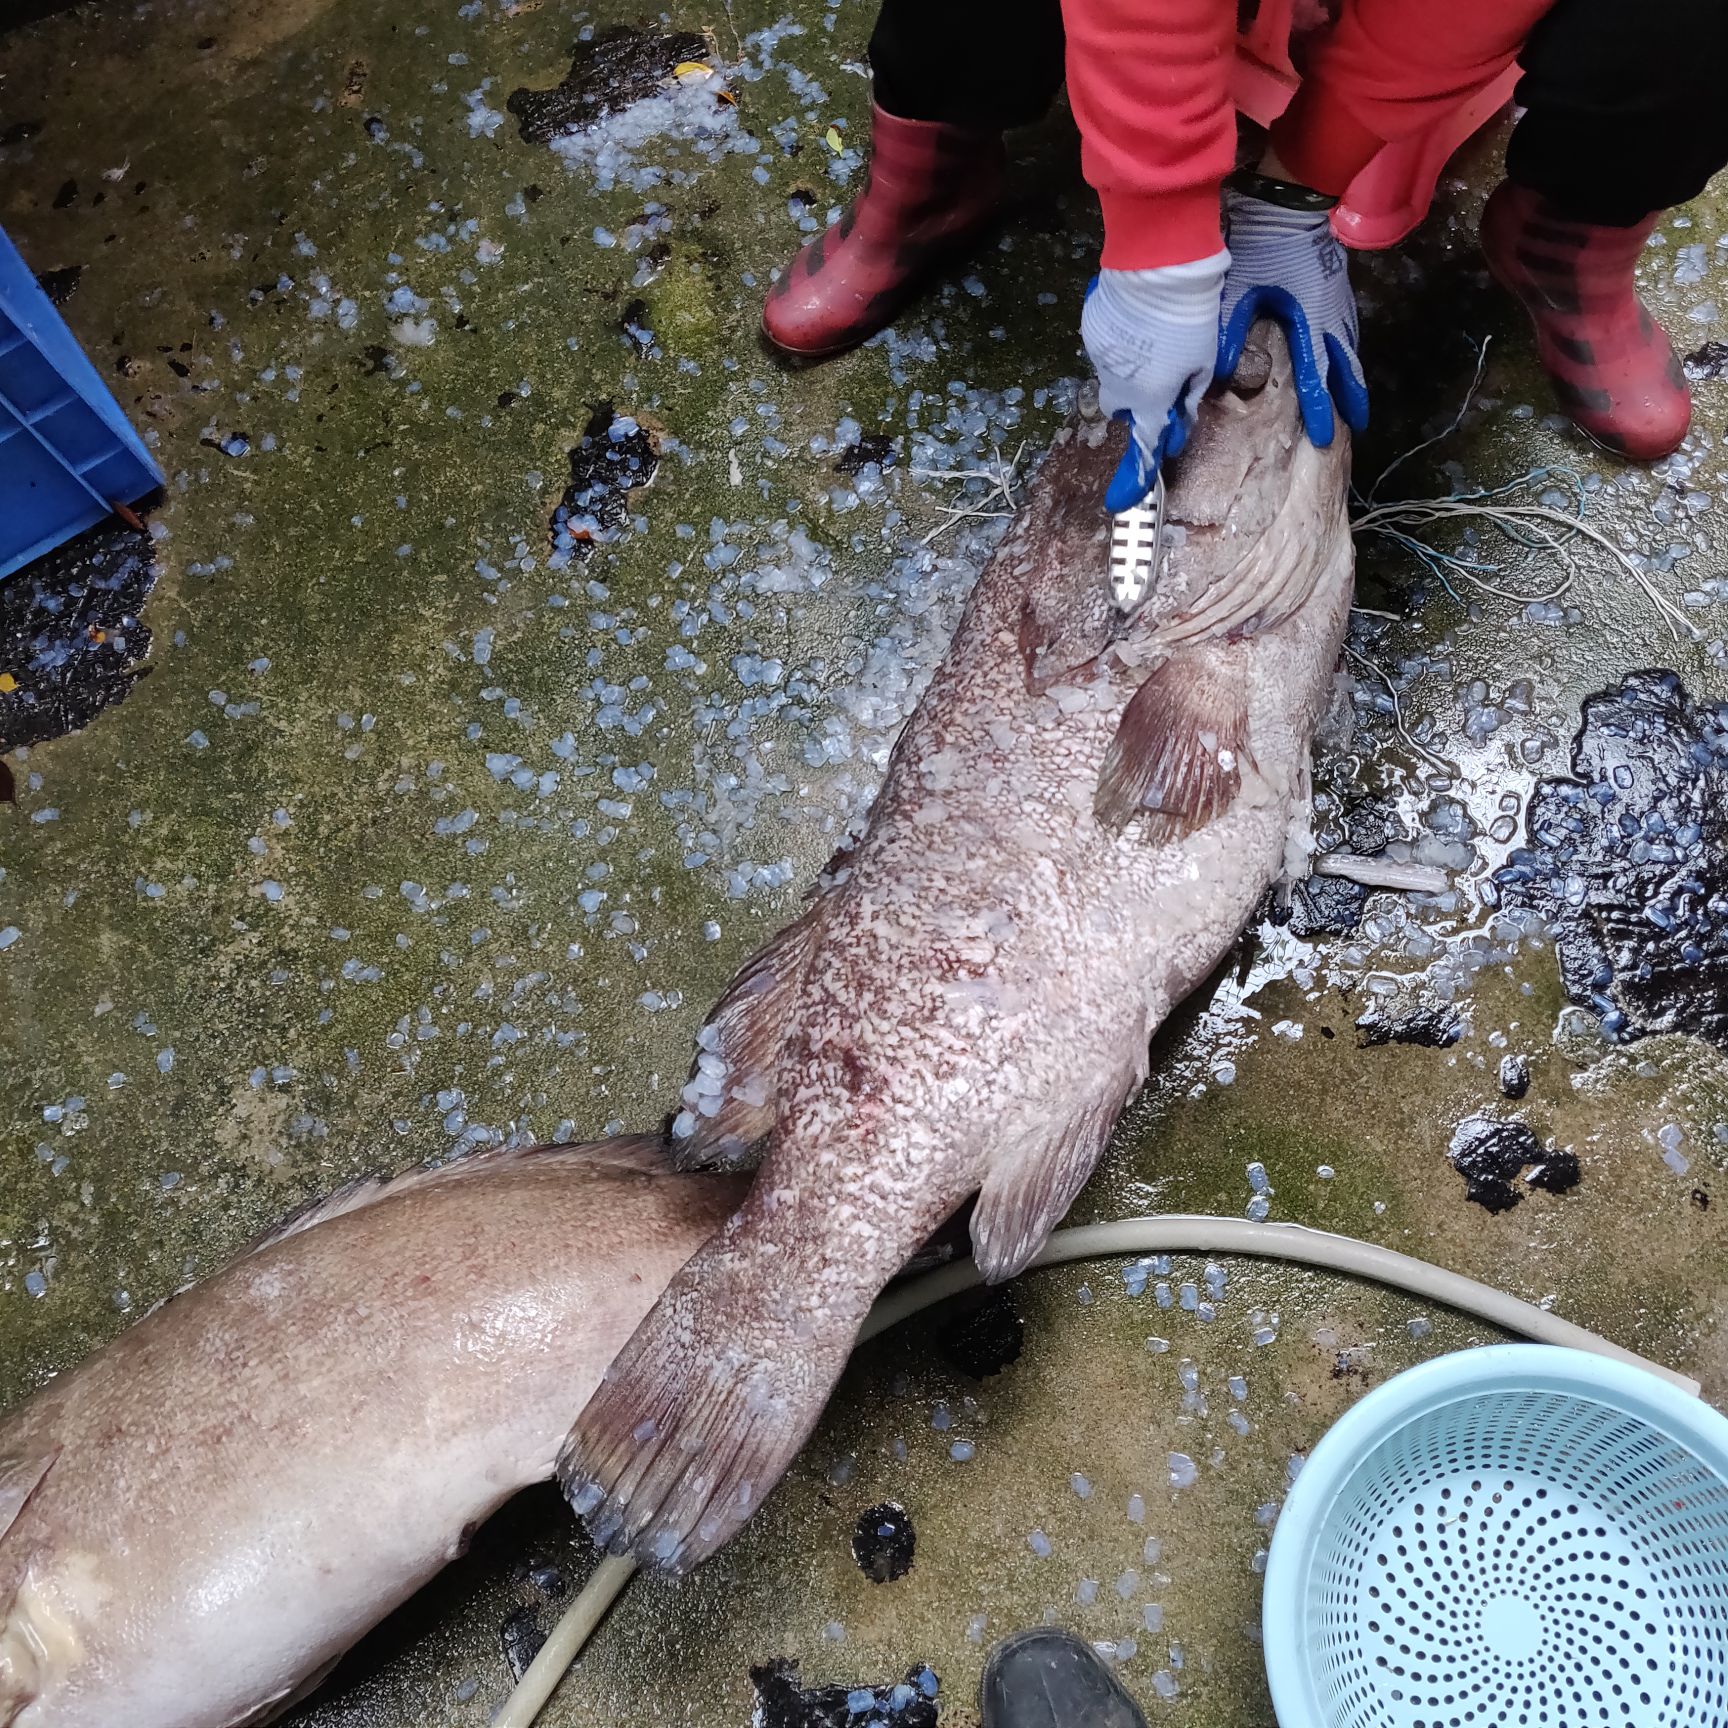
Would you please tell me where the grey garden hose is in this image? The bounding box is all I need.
[493,1213,1700,1728]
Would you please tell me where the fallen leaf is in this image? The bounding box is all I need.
[672,60,712,80]
[824,126,843,153]
[0,674,16,694]
[716,88,737,107]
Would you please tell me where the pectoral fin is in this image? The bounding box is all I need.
[1094,649,1252,839]
[0,1449,57,1545]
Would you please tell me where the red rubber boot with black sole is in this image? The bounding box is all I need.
[1480,180,1690,462]
[762,103,1005,361]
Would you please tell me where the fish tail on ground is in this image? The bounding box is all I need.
[557,1256,851,1571]
[557,1180,948,1571]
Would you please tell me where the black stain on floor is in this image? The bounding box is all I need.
[834,434,897,475]
[1498,1054,1530,1099]
[1448,1113,1580,1214]
[1499,670,1728,1049]
[851,1501,916,1583]
[34,261,80,304]
[1356,1005,1463,1049]
[1281,871,1369,938]
[508,26,708,145]
[750,1659,939,1728]
[550,402,659,561]
[499,1603,546,1684]
[1275,795,1409,937]
[1683,340,1728,383]
[1,515,158,752]
[938,1285,1025,1378]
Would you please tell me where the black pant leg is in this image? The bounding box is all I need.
[1506,0,1728,225]
[869,0,1066,129]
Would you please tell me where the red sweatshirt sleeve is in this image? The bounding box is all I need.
[1063,0,1237,270]
[1272,0,1555,196]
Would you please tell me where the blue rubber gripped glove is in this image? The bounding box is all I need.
[1217,176,1369,446]
[1081,251,1231,513]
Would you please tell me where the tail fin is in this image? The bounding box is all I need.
[556,1236,856,1573]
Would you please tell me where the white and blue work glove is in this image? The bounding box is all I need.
[1218,173,1368,446]
[1082,251,1231,512]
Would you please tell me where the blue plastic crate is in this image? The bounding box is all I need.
[0,224,163,579]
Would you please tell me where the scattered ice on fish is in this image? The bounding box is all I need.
[1167,1453,1198,1490]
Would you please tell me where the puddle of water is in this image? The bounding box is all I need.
[1500,668,1728,1048]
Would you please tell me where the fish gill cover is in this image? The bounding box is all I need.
[1498,669,1728,1049]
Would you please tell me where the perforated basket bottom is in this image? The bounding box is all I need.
[1305,1388,1728,1728]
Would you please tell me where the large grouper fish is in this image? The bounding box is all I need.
[559,328,1355,1572]
[0,1140,743,1727]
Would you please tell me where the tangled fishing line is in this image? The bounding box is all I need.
[1349,336,1700,642]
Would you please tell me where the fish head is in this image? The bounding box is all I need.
[1013,324,1314,688]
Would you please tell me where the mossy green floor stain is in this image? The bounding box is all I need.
[3,0,1728,1723]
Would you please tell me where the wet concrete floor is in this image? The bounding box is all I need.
[2,0,1727,1722]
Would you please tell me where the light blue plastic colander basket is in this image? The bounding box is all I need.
[1263,1345,1728,1728]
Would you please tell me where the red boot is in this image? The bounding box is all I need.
[762,104,1005,360]
[1480,181,1690,462]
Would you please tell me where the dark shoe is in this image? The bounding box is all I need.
[761,102,1005,360]
[1480,180,1690,462]
[979,1628,1148,1728]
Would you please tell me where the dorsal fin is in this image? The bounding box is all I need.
[672,898,828,1171]
[244,1134,674,1255]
